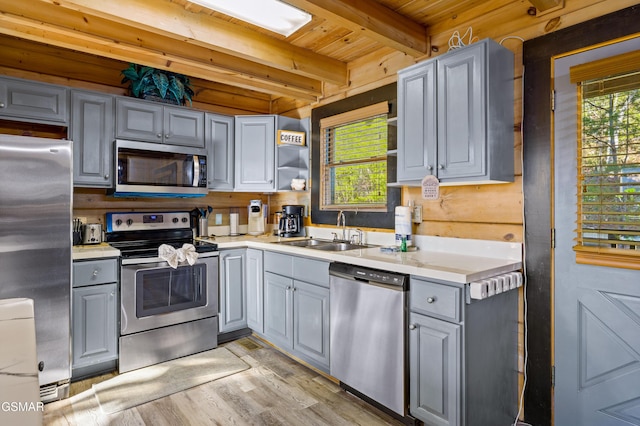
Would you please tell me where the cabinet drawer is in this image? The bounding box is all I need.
[411,279,461,322]
[264,251,293,276]
[293,257,328,288]
[73,259,118,287]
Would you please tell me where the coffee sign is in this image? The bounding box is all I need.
[277,130,306,146]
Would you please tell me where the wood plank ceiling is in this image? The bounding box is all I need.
[0,0,628,114]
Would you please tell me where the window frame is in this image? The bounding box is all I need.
[311,83,401,229]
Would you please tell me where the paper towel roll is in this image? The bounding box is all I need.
[394,206,412,246]
[229,213,239,236]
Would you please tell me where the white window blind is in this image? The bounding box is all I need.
[574,64,640,260]
[319,102,388,211]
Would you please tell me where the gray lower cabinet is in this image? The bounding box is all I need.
[234,115,276,191]
[218,249,247,333]
[263,251,330,372]
[206,112,235,190]
[115,97,205,147]
[0,75,68,125]
[245,248,264,333]
[409,276,518,426]
[397,38,514,185]
[70,89,114,187]
[72,258,119,380]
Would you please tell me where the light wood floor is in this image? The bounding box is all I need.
[43,336,404,425]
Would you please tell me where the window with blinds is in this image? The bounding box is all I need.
[319,101,388,211]
[571,50,640,267]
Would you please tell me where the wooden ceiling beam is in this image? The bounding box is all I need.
[34,0,348,85]
[283,0,430,56]
[0,12,321,101]
[528,0,564,13]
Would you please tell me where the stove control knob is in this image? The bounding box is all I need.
[126,219,134,226]
[172,218,179,223]
[181,217,188,223]
[115,219,123,226]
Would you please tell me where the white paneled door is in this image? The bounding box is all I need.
[553,37,640,426]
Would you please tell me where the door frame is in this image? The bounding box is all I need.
[522,5,640,425]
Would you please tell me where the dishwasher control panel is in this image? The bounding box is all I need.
[329,262,407,287]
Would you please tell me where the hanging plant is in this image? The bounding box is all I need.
[120,63,194,106]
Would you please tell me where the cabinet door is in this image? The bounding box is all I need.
[409,312,461,426]
[0,77,68,124]
[397,61,437,181]
[115,97,163,142]
[72,283,118,369]
[71,90,114,187]
[437,43,485,180]
[163,106,205,147]
[246,248,264,333]
[293,280,330,369]
[235,115,275,191]
[206,113,235,190]
[263,271,293,350]
[219,249,247,333]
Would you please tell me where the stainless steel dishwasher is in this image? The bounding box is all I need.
[329,262,411,420]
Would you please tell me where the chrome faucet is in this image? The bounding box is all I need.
[350,228,364,245]
[336,210,346,241]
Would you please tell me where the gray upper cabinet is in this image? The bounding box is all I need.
[234,115,276,191]
[0,76,68,125]
[70,90,114,187]
[206,113,235,190]
[115,97,205,147]
[396,39,514,186]
[397,60,437,182]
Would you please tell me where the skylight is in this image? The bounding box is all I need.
[190,0,312,37]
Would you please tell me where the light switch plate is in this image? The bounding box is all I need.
[215,213,222,225]
[412,206,422,223]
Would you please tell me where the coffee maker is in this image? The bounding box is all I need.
[278,205,305,237]
[248,200,265,235]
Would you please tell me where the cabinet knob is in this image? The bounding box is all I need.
[427,296,436,304]
[0,102,5,108]
[110,292,115,297]
[104,174,109,179]
[438,164,444,170]
[92,269,99,277]
[268,179,273,184]
[427,165,433,171]
[409,324,417,330]
[286,286,292,291]
[165,134,171,139]
[156,133,162,138]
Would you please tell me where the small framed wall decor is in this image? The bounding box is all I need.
[277,129,306,146]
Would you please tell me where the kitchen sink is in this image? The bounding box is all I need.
[274,239,374,251]
[309,242,375,251]
[276,238,334,247]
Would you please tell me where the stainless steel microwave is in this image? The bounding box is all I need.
[110,139,208,198]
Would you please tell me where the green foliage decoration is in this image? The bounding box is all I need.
[121,63,194,106]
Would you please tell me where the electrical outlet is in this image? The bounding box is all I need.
[412,206,422,223]
[215,213,222,225]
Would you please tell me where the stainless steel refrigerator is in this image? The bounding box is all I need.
[0,134,72,402]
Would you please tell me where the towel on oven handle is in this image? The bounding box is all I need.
[158,243,199,268]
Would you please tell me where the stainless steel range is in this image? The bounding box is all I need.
[105,211,219,373]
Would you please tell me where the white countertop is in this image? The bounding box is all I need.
[200,233,522,284]
[72,243,121,260]
[72,233,521,283]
